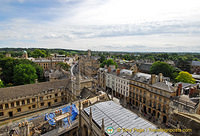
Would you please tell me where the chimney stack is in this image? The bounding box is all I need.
[158,73,163,82]
[108,67,111,73]
[176,83,182,96]
[151,74,156,84]
[116,69,120,76]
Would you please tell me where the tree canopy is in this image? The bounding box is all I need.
[150,61,175,79]
[31,49,47,58]
[56,62,70,71]
[175,71,196,84]
[0,58,44,86]
[100,59,117,68]
[0,80,4,88]
[13,64,38,85]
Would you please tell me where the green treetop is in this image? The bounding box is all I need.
[100,59,117,68]
[0,80,4,88]
[13,64,38,85]
[175,71,196,84]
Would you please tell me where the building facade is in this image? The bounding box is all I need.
[79,50,100,77]
[104,66,177,124]
[0,79,77,121]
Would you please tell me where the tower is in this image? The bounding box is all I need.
[88,49,91,58]
[22,51,28,59]
[75,61,81,96]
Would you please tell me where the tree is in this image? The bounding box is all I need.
[175,71,196,84]
[56,62,70,71]
[13,64,37,85]
[31,49,46,58]
[150,61,175,79]
[0,80,4,88]
[100,59,117,68]
[99,55,106,63]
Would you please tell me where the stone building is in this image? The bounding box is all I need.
[0,79,76,121]
[33,59,64,70]
[79,50,100,77]
[80,101,172,136]
[97,68,107,90]
[5,53,11,58]
[169,82,200,115]
[191,61,200,74]
[129,73,176,124]
[103,66,177,124]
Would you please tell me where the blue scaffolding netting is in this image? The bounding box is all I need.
[44,104,78,126]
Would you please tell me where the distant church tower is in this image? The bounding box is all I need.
[22,50,28,59]
[88,49,91,58]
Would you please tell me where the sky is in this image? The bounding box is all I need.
[0,0,200,52]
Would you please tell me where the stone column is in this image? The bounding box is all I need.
[101,118,105,136]
[88,107,93,136]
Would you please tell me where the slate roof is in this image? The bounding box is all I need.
[0,79,69,100]
[84,101,172,136]
[152,82,175,92]
[192,61,200,66]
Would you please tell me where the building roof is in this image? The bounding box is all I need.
[152,82,175,93]
[192,61,200,66]
[0,79,69,101]
[138,63,152,72]
[84,101,171,136]
[192,74,200,79]
[33,60,64,63]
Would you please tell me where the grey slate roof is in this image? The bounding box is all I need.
[84,101,172,136]
[0,79,69,100]
[152,82,175,92]
[192,61,200,66]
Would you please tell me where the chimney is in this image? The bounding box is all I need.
[132,64,138,75]
[108,67,111,73]
[116,69,120,76]
[158,73,163,82]
[151,74,156,84]
[176,83,182,96]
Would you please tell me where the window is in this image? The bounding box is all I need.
[5,104,9,109]
[27,99,30,104]
[40,97,43,101]
[22,100,25,105]
[0,112,4,116]
[16,101,20,106]
[32,98,35,102]
[11,102,14,107]
[32,105,36,108]
[54,99,57,103]
[55,93,58,97]
[17,108,21,112]
[40,102,44,106]
[0,105,3,109]
[28,106,31,110]
[61,92,64,95]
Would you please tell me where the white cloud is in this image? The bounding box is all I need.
[0,0,200,52]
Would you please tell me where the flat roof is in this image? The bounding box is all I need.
[84,101,171,136]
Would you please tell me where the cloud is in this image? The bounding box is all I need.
[0,0,200,52]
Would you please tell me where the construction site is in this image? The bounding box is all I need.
[0,92,108,136]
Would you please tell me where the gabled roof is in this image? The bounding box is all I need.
[84,101,172,136]
[0,79,69,100]
[192,61,200,66]
[152,82,175,93]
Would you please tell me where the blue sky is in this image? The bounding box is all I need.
[0,0,200,52]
